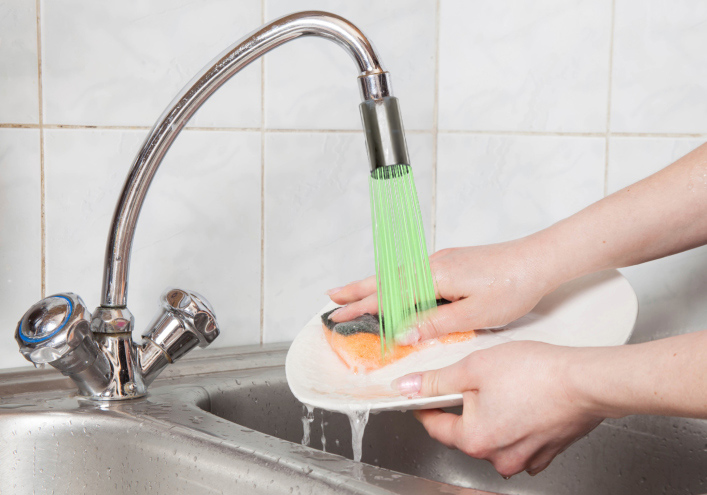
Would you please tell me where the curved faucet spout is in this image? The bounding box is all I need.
[101,11,408,308]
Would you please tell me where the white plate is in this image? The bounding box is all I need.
[286,269,637,413]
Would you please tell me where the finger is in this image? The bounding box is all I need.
[412,301,477,341]
[414,298,511,342]
[393,357,477,397]
[328,275,377,304]
[413,409,464,449]
[329,293,378,322]
[420,358,478,397]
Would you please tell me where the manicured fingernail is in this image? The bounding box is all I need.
[392,374,421,396]
[328,308,344,321]
[395,328,420,346]
[326,287,344,297]
[502,475,512,480]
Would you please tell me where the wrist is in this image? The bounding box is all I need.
[562,346,628,420]
[516,230,574,296]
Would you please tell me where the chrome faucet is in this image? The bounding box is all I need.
[15,11,410,400]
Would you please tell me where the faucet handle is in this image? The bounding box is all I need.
[141,288,220,362]
[16,293,94,365]
[15,293,112,395]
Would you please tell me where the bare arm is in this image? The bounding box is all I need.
[539,142,707,287]
[571,329,707,419]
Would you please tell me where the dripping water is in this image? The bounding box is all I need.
[302,404,371,463]
[348,408,370,462]
[320,414,327,453]
[301,405,314,446]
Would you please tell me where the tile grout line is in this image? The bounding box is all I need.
[36,0,45,299]
[604,0,617,197]
[430,0,441,253]
[259,0,265,346]
[440,129,606,137]
[3,123,707,139]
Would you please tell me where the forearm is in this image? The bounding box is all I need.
[568,330,707,419]
[527,143,707,290]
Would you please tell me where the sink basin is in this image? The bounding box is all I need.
[2,343,706,494]
[200,364,707,495]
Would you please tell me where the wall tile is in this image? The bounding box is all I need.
[436,133,605,248]
[0,0,39,124]
[611,1,707,133]
[41,0,261,127]
[439,0,612,132]
[0,129,41,369]
[263,131,434,343]
[608,137,707,343]
[45,129,261,349]
[264,0,436,130]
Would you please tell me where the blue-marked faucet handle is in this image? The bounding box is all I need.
[16,294,112,394]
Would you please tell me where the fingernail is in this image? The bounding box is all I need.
[326,287,344,297]
[328,308,344,321]
[395,328,420,346]
[392,374,422,397]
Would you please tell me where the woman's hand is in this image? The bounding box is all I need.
[327,237,561,342]
[393,341,604,477]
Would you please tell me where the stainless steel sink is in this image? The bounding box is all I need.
[2,343,706,494]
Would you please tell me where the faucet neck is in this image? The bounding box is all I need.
[101,11,399,308]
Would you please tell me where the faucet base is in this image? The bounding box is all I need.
[89,333,147,400]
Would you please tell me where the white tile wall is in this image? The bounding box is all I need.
[436,134,605,248]
[1,0,707,369]
[0,129,41,369]
[41,0,262,127]
[439,0,612,132]
[0,0,39,124]
[611,0,707,134]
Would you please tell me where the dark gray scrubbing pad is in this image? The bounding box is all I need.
[321,310,380,336]
[321,299,451,337]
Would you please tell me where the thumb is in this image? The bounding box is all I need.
[392,357,476,398]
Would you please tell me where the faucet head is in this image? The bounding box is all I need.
[360,96,410,173]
